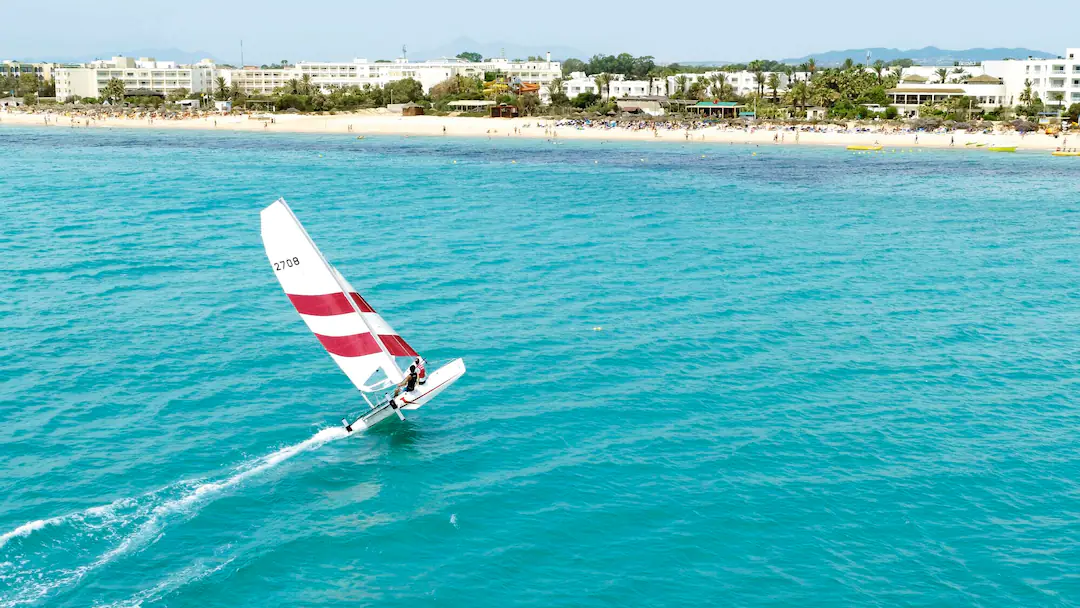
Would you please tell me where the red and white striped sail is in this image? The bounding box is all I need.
[261,199,416,391]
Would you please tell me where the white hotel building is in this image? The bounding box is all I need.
[225,56,562,101]
[982,48,1080,108]
[54,56,216,100]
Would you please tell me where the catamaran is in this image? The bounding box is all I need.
[260,198,466,432]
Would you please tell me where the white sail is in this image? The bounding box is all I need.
[260,199,403,390]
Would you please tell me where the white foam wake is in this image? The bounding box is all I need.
[0,426,351,607]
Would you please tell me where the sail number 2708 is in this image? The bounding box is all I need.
[273,257,300,271]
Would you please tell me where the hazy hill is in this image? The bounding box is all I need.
[779,46,1056,66]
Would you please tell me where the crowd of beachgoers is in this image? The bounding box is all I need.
[2,105,1075,151]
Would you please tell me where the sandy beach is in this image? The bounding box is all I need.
[2,108,1075,152]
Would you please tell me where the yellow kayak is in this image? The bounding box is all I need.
[987,146,1016,152]
[847,145,883,151]
[1052,151,1080,157]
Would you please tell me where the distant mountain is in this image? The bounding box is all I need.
[411,37,586,62]
[25,48,220,64]
[779,46,1056,66]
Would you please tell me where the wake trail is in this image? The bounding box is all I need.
[0,426,350,607]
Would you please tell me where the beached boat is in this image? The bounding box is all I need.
[987,146,1016,153]
[847,145,883,151]
[260,199,466,433]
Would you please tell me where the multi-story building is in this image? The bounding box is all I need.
[223,55,562,101]
[983,48,1080,108]
[1,60,54,82]
[54,56,216,100]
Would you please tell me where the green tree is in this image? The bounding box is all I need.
[1018,79,1034,105]
[456,51,482,62]
[1066,103,1080,123]
[561,58,586,76]
[386,78,424,103]
[593,73,611,99]
[547,76,565,97]
[872,60,886,84]
[17,73,39,96]
[767,73,781,102]
[0,74,16,96]
[102,78,125,105]
[167,87,190,102]
[935,68,949,84]
[214,76,230,101]
[807,58,817,80]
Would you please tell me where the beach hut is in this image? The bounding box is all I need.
[489,104,519,118]
[688,100,743,118]
[447,100,495,113]
[805,106,827,120]
[401,102,425,116]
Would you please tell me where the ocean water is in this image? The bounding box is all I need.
[2,126,1080,607]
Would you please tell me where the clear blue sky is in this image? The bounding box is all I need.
[3,0,1066,64]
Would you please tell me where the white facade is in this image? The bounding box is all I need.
[224,56,562,101]
[54,56,215,100]
[983,48,1080,107]
[562,72,599,97]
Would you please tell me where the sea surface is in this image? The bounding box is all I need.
[2,126,1080,607]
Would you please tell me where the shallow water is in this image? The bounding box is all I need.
[2,127,1080,606]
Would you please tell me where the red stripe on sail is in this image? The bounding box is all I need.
[288,292,376,316]
[380,334,418,357]
[315,333,382,357]
[349,292,375,313]
[288,293,354,316]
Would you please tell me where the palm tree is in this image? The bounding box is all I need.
[807,58,817,80]
[709,73,727,99]
[548,76,564,97]
[674,74,689,98]
[214,76,229,101]
[935,68,949,84]
[889,66,903,83]
[790,80,809,112]
[1019,79,1034,105]
[754,70,766,98]
[593,73,611,99]
[872,60,886,84]
[767,73,781,102]
[299,74,313,96]
[842,58,855,71]
[103,78,125,105]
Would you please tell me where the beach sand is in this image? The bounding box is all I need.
[1,108,1073,151]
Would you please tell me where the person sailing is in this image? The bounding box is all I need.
[414,357,427,385]
[389,364,419,408]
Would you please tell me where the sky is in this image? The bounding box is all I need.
[1,0,1066,64]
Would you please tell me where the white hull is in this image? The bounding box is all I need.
[345,359,466,432]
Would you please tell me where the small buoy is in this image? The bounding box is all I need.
[511,160,517,164]
[594,160,598,164]
[752,152,757,156]
[640,158,645,162]
[701,155,706,158]
[592,326,603,331]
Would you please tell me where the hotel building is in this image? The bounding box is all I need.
[224,56,562,101]
[54,56,217,100]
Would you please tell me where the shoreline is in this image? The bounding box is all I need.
[2,110,1075,151]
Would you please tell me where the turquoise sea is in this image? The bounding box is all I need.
[2,126,1080,607]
